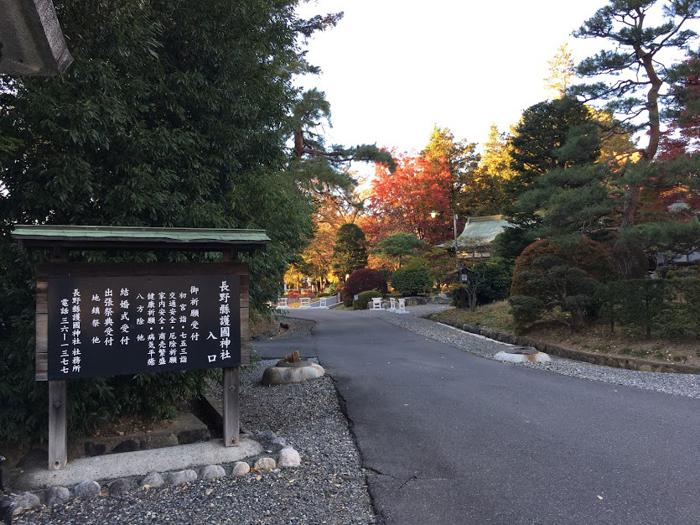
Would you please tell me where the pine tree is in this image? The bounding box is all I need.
[572,0,700,227]
[508,96,598,206]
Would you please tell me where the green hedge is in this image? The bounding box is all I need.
[391,267,432,297]
[352,290,383,310]
[597,278,700,338]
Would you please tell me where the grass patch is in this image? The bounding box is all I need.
[431,301,515,333]
[431,301,700,367]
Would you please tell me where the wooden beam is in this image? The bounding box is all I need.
[48,380,67,469]
[222,367,240,447]
[35,279,48,381]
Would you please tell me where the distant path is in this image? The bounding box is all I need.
[255,309,700,525]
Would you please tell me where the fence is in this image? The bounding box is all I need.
[275,294,340,310]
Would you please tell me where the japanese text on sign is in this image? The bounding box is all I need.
[48,274,240,379]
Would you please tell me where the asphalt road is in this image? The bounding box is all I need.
[254,310,700,525]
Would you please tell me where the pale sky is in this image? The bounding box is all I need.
[295,0,619,153]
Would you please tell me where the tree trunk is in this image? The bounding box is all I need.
[622,48,663,228]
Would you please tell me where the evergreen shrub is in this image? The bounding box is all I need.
[391,266,432,297]
[509,237,613,330]
[353,290,383,310]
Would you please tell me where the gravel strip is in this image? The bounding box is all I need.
[377,308,700,399]
[16,361,375,525]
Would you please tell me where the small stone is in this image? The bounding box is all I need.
[231,461,250,476]
[84,441,107,457]
[44,486,71,506]
[271,436,287,448]
[254,457,276,472]
[108,478,134,496]
[494,350,551,364]
[140,471,165,489]
[278,447,301,468]
[168,469,197,486]
[112,439,140,453]
[256,430,277,441]
[74,480,101,498]
[200,464,225,480]
[12,492,41,515]
[261,363,325,385]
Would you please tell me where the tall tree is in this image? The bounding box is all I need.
[545,43,575,98]
[421,126,479,217]
[512,123,615,238]
[466,125,516,215]
[362,154,453,244]
[508,96,598,202]
[0,0,340,442]
[572,0,700,227]
[331,223,368,280]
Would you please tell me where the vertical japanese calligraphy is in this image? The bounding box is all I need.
[47,274,240,379]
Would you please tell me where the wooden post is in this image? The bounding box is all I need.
[223,367,240,446]
[48,380,67,469]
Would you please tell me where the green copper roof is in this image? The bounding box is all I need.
[455,216,510,248]
[12,225,270,251]
[438,215,511,249]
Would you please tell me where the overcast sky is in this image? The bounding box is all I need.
[295,0,619,153]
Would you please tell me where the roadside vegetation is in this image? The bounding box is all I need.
[432,301,700,368]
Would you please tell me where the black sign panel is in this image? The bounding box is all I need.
[47,273,240,379]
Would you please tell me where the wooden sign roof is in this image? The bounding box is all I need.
[12,225,270,252]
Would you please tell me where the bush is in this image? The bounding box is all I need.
[510,236,613,330]
[342,268,387,306]
[508,295,545,332]
[451,285,470,308]
[473,257,513,304]
[353,290,383,310]
[391,266,432,296]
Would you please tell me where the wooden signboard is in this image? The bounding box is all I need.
[46,272,240,379]
[14,225,268,471]
[35,263,251,469]
[36,263,251,381]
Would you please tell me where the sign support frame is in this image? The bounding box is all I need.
[13,226,269,471]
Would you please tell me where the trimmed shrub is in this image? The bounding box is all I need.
[342,268,387,306]
[391,266,432,297]
[353,290,383,310]
[508,295,545,332]
[510,236,613,330]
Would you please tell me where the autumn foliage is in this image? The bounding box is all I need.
[361,154,454,245]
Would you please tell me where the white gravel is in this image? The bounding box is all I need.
[16,360,376,525]
[376,306,700,400]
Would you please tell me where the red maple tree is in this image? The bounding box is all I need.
[361,154,454,245]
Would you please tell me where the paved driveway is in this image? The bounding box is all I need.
[255,309,700,525]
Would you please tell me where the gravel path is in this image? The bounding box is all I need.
[16,361,375,525]
[376,306,700,399]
